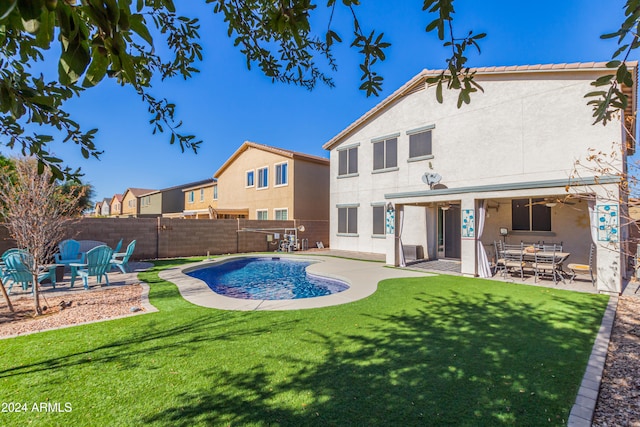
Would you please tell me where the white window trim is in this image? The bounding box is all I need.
[199,189,204,202]
[274,161,289,188]
[245,169,255,188]
[257,166,269,190]
[187,191,194,204]
[273,207,289,220]
[256,209,268,220]
[213,184,218,200]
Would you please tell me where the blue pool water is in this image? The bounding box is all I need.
[187,257,349,300]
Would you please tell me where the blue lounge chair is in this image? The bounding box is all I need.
[3,250,56,294]
[70,245,114,290]
[111,240,136,273]
[54,239,85,266]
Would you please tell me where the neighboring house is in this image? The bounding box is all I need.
[212,141,329,221]
[121,188,156,217]
[139,179,216,218]
[100,198,111,216]
[182,179,219,219]
[94,200,103,217]
[323,62,637,294]
[109,194,123,217]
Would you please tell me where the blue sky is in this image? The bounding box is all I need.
[10,1,637,201]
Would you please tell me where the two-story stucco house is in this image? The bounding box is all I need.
[213,141,329,221]
[181,179,219,219]
[109,194,123,217]
[121,188,156,217]
[138,179,216,218]
[323,62,637,294]
[100,197,111,216]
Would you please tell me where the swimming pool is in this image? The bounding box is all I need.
[187,257,350,300]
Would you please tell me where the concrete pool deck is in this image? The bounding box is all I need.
[158,254,435,310]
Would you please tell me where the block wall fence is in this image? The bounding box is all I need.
[0,218,329,260]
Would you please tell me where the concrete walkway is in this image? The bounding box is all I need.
[158,253,434,311]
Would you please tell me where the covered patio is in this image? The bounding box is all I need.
[383,176,628,294]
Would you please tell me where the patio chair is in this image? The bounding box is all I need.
[533,245,565,285]
[567,243,596,286]
[54,239,85,267]
[503,243,527,280]
[3,249,56,294]
[111,240,136,273]
[113,239,123,254]
[70,245,114,290]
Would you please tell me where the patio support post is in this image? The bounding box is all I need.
[593,188,623,294]
[460,197,477,277]
[386,204,403,266]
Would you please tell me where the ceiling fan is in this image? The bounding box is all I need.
[526,197,577,207]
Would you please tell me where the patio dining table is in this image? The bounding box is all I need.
[503,248,572,277]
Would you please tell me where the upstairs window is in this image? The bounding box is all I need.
[246,170,254,187]
[512,198,551,232]
[199,189,204,202]
[188,191,194,203]
[338,147,358,176]
[213,185,218,200]
[257,167,268,189]
[408,128,433,159]
[275,162,288,186]
[373,137,397,171]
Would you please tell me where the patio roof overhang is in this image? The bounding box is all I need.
[384,175,621,203]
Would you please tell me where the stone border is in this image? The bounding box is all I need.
[568,294,618,425]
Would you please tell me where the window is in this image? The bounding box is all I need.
[257,210,268,220]
[373,137,397,170]
[512,198,551,231]
[274,209,288,220]
[409,129,432,159]
[275,162,288,186]
[128,199,136,208]
[338,147,358,175]
[188,191,194,203]
[257,167,268,189]
[338,207,358,234]
[372,205,385,235]
[246,170,254,187]
[213,185,218,200]
[199,189,204,202]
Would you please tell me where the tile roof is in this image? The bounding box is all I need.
[214,141,329,178]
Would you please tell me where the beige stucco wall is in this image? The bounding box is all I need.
[183,183,217,214]
[217,147,295,220]
[121,191,138,217]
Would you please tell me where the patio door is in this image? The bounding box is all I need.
[438,205,461,259]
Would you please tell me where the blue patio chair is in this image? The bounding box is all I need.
[110,240,136,273]
[113,239,123,254]
[70,245,114,290]
[54,239,85,266]
[3,249,56,294]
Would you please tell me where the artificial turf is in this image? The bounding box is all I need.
[0,258,608,426]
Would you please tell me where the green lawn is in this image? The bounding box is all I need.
[0,258,608,426]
